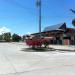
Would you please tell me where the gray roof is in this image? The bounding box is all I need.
[44,23,66,32]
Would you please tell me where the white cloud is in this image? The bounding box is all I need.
[0,27,11,35]
[26,32,31,35]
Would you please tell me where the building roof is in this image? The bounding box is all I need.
[65,28,75,36]
[44,23,66,32]
[66,28,75,31]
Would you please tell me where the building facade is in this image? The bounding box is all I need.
[43,23,75,45]
[32,23,75,45]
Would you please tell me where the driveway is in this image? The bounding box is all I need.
[0,43,75,75]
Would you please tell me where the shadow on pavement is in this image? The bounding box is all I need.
[21,47,55,52]
[21,47,75,52]
[56,49,75,52]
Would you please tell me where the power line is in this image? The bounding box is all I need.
[4,0,37,17]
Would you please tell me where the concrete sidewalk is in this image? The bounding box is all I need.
[49,45,75,51]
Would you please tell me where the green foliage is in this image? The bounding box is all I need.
[0,35,3,40]
[44,41,49,48]
[22,35,26,41]
[3,32,11,42]
[12,34,21,42]
[72,19,75,27]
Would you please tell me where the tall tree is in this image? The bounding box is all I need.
[0,35,3,40]
[12,34,21,42]
[72,19,75,27]
[3,32,11,42]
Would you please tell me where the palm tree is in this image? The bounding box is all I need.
[70,9,75,27]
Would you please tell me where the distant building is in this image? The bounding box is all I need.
[32,22,75,45]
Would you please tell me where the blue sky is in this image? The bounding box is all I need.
[0,0,75,35]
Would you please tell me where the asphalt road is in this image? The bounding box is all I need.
[0,43,75,75]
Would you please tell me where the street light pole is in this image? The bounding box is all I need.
[36,0,42,35]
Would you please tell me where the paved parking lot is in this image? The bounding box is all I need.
[0,43,75,75]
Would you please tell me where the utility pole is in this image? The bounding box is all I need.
[36,0,42,35]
